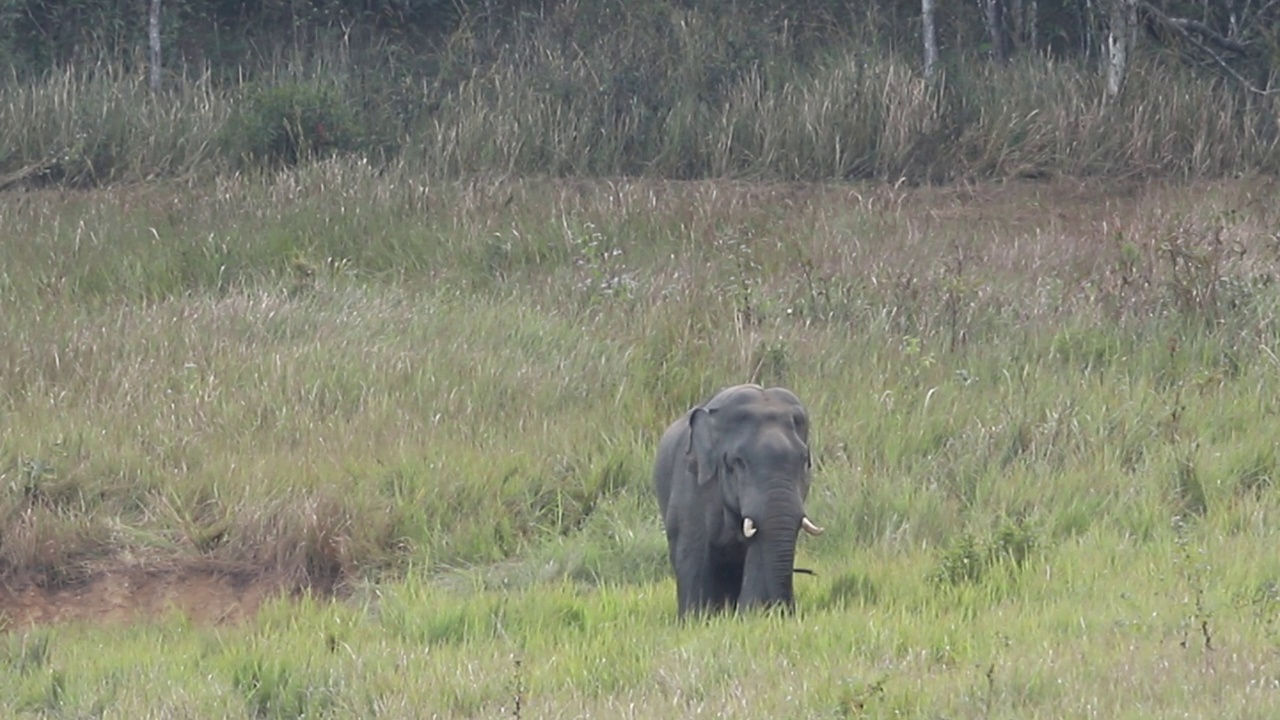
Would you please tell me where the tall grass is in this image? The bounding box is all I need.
[3,166,1279,586]
[0,60,228,185]
[2,4,1277,185]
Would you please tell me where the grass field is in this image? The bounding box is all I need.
[3,166,1280,717]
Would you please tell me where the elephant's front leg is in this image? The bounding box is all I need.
[705,542,746,611]
[674,539,745,615]
[673,540,709,615]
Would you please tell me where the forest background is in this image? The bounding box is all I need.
[2,0,1278,186]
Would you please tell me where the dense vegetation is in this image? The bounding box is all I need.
[2,0,1278,186]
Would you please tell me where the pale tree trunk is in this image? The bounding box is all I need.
[1026,0,1038,53]
[1009,0,1023,49]
[1106,0,1138,101]
[985,0,1010,63]
[923,0,939,81]
[1079,0,1096,59]
[148,0,161,92]
[1008,0,1039,53]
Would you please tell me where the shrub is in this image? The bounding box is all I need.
[222,82,358,169]
[930,518,1039,586]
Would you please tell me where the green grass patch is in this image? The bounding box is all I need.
[3,173,1280,714]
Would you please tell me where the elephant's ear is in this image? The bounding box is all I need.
[687,406,722,486]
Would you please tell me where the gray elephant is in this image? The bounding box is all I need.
[653,384,824,616]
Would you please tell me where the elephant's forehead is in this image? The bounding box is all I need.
[720,406,803,438]
[734,424,807,469]
[718,401,779,421]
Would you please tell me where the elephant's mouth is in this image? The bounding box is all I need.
[740,515,824,538]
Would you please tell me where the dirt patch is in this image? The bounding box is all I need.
[0,561,296,630]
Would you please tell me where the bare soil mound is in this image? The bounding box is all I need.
[0,561,294,630]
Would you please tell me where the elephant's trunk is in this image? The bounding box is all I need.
[738,527,797,611]
[737,488,804,612]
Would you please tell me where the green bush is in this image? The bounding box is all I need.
[222,82,358,169]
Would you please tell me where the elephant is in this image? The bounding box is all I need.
[653,384,824,616]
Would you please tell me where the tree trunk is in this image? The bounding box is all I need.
[1079,0,1095,59]
[922,0,939,81]
[1009,0,1023,49]
[985,0,1010,63]
[1026,0,1038,53]
[148,0,161,93]
[1009,0,1039,53]
[1106,0,1138,101]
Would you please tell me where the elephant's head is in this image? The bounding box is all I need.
[688,385,823,611]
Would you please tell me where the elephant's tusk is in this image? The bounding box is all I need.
[801,517,825,536]
[743,518,758,538]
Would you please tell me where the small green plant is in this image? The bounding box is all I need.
[16,457,56,502]
[901,335,937,376]
[1233,445,1277,497]
[749,340,790,387]
[1172,444,1208,518]
[819,570,879,609]
[834,675,887,717]
[569,221,636,303]
[714,232,762,326]
[941,238,973,353]
[930,518,1039,586]
[18,669,66,715]
[932,531,987,585]
[989,517,1037,568]
[1050,327,1123,374]
[232,654,331,719]
[789,255,862,323]
[2,632,51,675]
[421,604,487,648]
